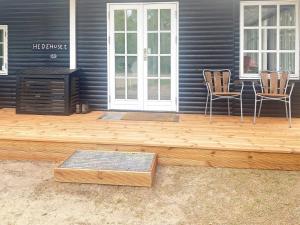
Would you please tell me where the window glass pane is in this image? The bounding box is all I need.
[148,79,158,100]
[244,29,258,50]
[262,5,277,26]
[160,33,171,54]
[114,10,125,31]
[127,78,137,99]
[0,30,3,42]
[262,53,277,71]
[160,56,171,77]
[148,33,158,54]
[160,79,171,100]
[0,44,3,57]
[127,33,137,54]
[261,29,277,50]
[115,56,125,77]
[115,78,125,99]
[280,53,295,74]
[160,9,171,30]
[244,53,258,73]
[280,5,295,26]
[0,57,3,68]
[127,10,137,31]
[115,33,125,54]
[244,5,259,26]
[280,29,295,50]
[148,9,158,31]
[127,56,137,77]
[148,56,158,77]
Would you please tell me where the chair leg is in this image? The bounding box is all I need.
[253,96,257,124]
[205,94,209,115]
[285,98,288,120]
[258,98,263,117]
[227,98,230,116]
[210,95,213,123]
[240,96,243,122]
[288,98,292,128]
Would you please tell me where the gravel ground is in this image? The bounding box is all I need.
[0,161,299,225]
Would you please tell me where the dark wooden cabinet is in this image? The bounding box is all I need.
[16,68,80,115]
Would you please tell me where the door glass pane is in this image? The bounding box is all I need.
[148,33,158,54]
[114,10,125,31]
[127,56,137,77]
[160,56,171,77]
[148,9,158,31]
[148,79,158,100]
[244,5,259,27]
[280,53,295,74]
[127,10,137,31]
[244,53,258,73]
[244,29,258,50]
[148,56,158,77]
[115,78,125,99]
[262,53,277,71]
[262,29,277,50]
[115,33,125,54]
[262,5,277,26]
[0,30,3,42]
[115,56,125,77]
[280,5,295,26]
[160,9,171,30]
[160,33,171,54]
[127,33,137,54]
[280,29,295,50]
[160,79,171,100]
[127,79,137,99]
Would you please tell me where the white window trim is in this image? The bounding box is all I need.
[240,1,299,80]
[0,25,8,75]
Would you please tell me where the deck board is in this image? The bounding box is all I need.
[0,108,299,170]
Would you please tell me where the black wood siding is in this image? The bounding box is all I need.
[0,0,69,108]
[0,0,299,117]
[77,0,236,113]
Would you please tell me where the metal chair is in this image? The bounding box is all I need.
[203,69,244,122]
[253,71,295,128]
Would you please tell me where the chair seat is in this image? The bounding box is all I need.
[214,92,241,96]
[257,93,288,98]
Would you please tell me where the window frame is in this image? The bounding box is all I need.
[0,25,8,75]
[240,1,299,79]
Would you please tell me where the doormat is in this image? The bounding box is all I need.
[99,112,179,122]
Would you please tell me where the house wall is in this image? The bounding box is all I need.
[0,0,70,107]
[77,0,300,116]
[77,0,236,113]
[0,0,299,117]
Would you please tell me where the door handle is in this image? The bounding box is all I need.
[144,48,148,61]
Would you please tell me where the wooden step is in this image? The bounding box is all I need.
[54,150,157,187]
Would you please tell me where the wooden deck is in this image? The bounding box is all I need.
[0,108,299,170]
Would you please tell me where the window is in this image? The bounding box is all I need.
[0,25,8,75]
[240,1,299,79]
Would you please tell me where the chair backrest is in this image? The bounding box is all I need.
[260,71,289,95]
[203,69,231,93]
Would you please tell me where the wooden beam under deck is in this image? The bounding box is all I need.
[0,109,299,170]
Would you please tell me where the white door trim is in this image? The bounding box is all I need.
[70,0,77,69]
[107,2,179,112]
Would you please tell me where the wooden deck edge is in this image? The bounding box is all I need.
[54,168,153,187]
[0,139,299,170]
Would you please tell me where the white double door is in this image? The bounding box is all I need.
[108,3,178,111]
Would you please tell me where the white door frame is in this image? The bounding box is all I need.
[107,2,179,112]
